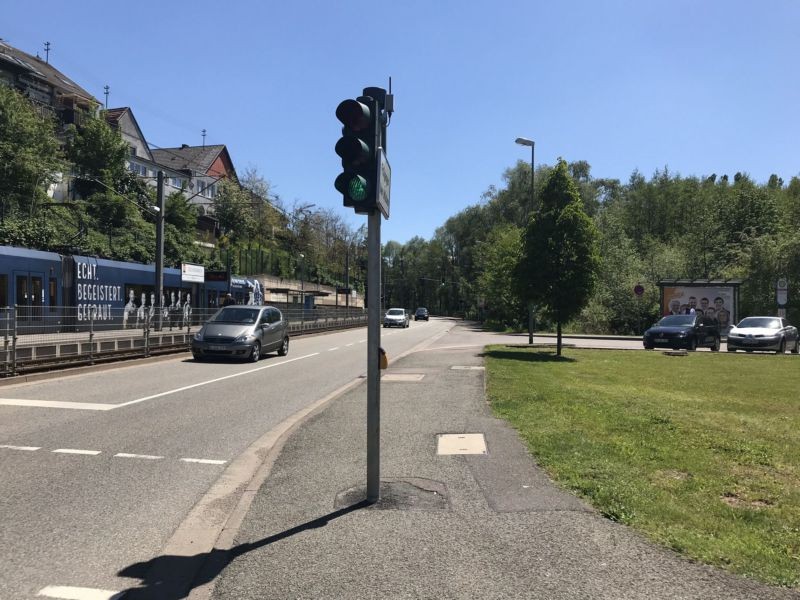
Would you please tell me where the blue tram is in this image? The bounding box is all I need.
[1,246,245,332]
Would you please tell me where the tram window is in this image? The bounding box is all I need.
[16,275,28,305]
[49,278,57,312]
[31,276,43,320]
[0,274,7,307]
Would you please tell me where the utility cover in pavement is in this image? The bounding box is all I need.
[437,433,487,455]
[382,373,425,382]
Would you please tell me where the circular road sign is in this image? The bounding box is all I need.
[634,284,645,297]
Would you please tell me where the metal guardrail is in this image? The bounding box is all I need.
[0,305,368,377]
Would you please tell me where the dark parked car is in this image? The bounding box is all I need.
[643,314,721,351]
[726,316,799,354]
[415,307,429,321]
[191,305,289,362]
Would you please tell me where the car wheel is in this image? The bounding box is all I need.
[792,340,799,354]
[688,337,697,351]
[193,352,203,361]
[278,336,289,356]
[643,344,653,350]
[727,347,736,352]
[249,341,261,363]
[711,337,720,352]
[776,339,786,354]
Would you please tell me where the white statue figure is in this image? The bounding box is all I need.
[122,289,136,328]
[182,293,192,327]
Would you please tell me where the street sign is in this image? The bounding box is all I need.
[377,147,390,219]
[777,278,788,307]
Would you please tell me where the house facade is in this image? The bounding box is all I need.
[0,39,99,130]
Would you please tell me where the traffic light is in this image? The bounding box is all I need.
[335,95,379,213]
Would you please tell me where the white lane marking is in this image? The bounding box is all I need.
[0,444,41,451]
[0,353,319,413]
[0,399,115,410]
[180,458,226,465]
[114,452,163,460]
[52,449,101,456]
[112,352,319,409]
[328,347,340,351]
[345,343,354,347]
[37,585,123,599]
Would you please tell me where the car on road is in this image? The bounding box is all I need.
[191,305,289,362]
[642,314,721,351]
[383,308,410,328]
[414,307,429,321]
[726,316,799,354]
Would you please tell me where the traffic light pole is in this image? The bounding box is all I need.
[366,208,381,503]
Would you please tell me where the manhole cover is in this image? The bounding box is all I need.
[437,433,487,455]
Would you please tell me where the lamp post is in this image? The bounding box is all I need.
[515,137,535,345]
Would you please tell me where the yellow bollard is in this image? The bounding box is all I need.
[379,347,389,370]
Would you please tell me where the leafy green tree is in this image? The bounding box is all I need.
[475,225,523,328]
[211,179,256,243]
[0,86,64,218]
[516,159,600,354]
[65,116,128,198]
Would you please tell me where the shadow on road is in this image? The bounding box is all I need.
[117,500,371,599]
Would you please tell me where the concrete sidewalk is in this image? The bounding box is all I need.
[204,323,797,600]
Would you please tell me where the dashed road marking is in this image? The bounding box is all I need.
[114,452,163,460]
[0,444,41,451]
[0,399,115,410]
[328,347,340,351]
[37,585,123,599]
[52,449,101,456]
[180,458,226,465]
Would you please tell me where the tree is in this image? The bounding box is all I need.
[516,159,600,354]
[475,225,523,328]
[0,86,64,219]
[64,115,128,199]
[211,179,256,243]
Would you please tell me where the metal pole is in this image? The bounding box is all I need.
[155,171,165,332]
[528,143,535,345]
[366,209,381,503]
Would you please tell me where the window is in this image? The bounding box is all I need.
[49,278,57,312]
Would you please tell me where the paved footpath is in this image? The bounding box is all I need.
[193,323,798,599]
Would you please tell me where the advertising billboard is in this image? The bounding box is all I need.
[660,284,737,334]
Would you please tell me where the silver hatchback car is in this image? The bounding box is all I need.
[191,305,289,362]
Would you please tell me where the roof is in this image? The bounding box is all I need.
[150,144,235,177]
[0,39,98,106]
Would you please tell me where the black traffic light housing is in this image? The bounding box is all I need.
[335,94,380,213]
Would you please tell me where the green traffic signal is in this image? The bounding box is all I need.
[335,172,369,203]
[335,94,379,212]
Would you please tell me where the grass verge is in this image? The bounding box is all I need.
[484,346,800,587]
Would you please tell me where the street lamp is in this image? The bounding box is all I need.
[515,137,535,345]
[298,253,305,306]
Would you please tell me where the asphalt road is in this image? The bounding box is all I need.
[0,319,457,599]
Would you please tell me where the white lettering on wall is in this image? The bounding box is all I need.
[75,260,121,322]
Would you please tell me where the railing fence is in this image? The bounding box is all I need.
[1,305,367,377]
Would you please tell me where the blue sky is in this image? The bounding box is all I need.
[4,1,799,244]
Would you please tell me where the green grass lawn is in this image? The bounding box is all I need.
[485,346,800,588]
